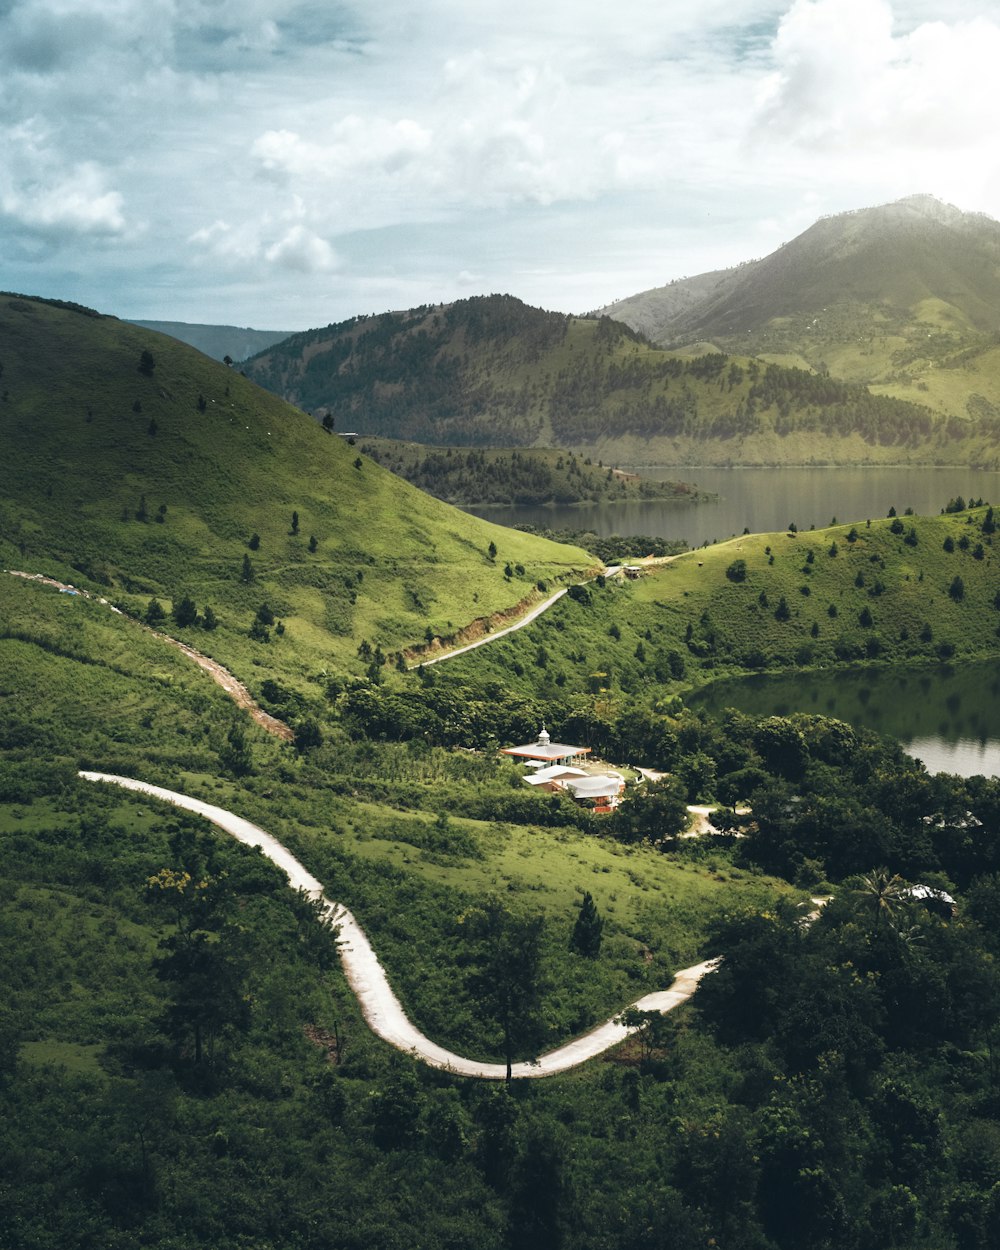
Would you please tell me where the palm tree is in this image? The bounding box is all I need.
[856,869,909,940]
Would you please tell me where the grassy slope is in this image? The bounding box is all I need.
[0,572,793,1062]
[443,506,1000,701]
[0,296,591,690]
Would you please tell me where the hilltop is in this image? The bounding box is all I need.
[241,292,995,466]
[600,196,1000,436]
[0,294,592,692]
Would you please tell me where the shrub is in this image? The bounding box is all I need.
[725,559,747,583]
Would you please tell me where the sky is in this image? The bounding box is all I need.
[4,0,1000,330]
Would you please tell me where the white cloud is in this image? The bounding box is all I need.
[6,0,1000,325]
[0,153,126,236]
[758,0,1000,152]
[264,225,340,272]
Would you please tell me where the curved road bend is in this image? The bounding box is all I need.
[81,771,717,1079]
[411,586,569,668]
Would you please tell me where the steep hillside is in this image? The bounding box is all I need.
[129,320,294,361]
[595,268,738,343]
[242,293,993,465]
[0,294,592,688]
[601,196,1000,431]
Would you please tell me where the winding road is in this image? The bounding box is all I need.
[81,771,717,1079]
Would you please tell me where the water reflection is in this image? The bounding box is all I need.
[464,465,1000,547]
[690,660,1000,778]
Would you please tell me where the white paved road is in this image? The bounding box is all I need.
[81,771,717,1079]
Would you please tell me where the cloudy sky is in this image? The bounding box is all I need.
[4,0,1000,330]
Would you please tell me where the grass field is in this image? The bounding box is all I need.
[0,296,593,694]
[441,504,1000,701]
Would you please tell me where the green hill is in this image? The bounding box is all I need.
[440,503,1000,703]
[601,196,1000,453]
[241,293,993,465]
[0,294,592,689]
[128,320,295,362]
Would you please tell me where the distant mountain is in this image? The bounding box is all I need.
[242,292,1000,466]
[129,320,294,361]
[598,196,1000,427]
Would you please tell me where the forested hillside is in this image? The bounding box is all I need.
[359,439,707,506]
[241,294,997,465]
[600,196,1000,439]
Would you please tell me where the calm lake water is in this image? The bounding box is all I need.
[468,466,1000,776]
[464,465,1000,548]
[690,661,1000,779]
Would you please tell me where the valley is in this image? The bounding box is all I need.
[6,274,1000,1249]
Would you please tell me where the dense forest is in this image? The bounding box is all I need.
[358,439,706,506]
[241,295,976,461]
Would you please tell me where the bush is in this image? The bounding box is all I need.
[725,559,747,583]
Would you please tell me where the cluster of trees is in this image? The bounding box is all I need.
[358,443,692,507]
[245,296,952,453]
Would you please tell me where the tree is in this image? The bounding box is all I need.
[774,596,791,621]
[488,541,497,561]
[248,533,260,551]
[136,493,148,522]
[726,559,747,582]
[219,721,252,776]
[463,899,545,1083]
[855,869,910,940]
[145,865,249,1066]
[290,511,299,535]
[611,777,689,844]
[570,891,603,958]
[295,719,324,752]
[322,413,335,433]
[138,350,155,376]
[256,602,275,626]
[201,605,218,630]
[172,595,199,628]
[949,575,965,602]
[241,554,254,583]
[145,597,166,626]
[308,534,318,553]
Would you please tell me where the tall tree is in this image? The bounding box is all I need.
[464,898,545,1083]
[570,891,603,958]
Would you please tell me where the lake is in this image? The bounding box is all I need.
[468,465,1000,776]
[464,465,1000,548]
[690,660,1000,779]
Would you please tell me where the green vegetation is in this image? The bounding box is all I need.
[0,295,591,691]
[441,504,1000,703]
[242,294,989,465]
[603,197,1000,465]
[8,287,1000,1247]
[358,438,707,506]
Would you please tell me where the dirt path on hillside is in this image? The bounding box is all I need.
[7,570,294,742]
[411,586,569,667]
[81,771,718,1079]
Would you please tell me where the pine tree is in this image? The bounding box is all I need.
[172,595,199,628]
[571,892,603,958]
[241,554,254,583]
